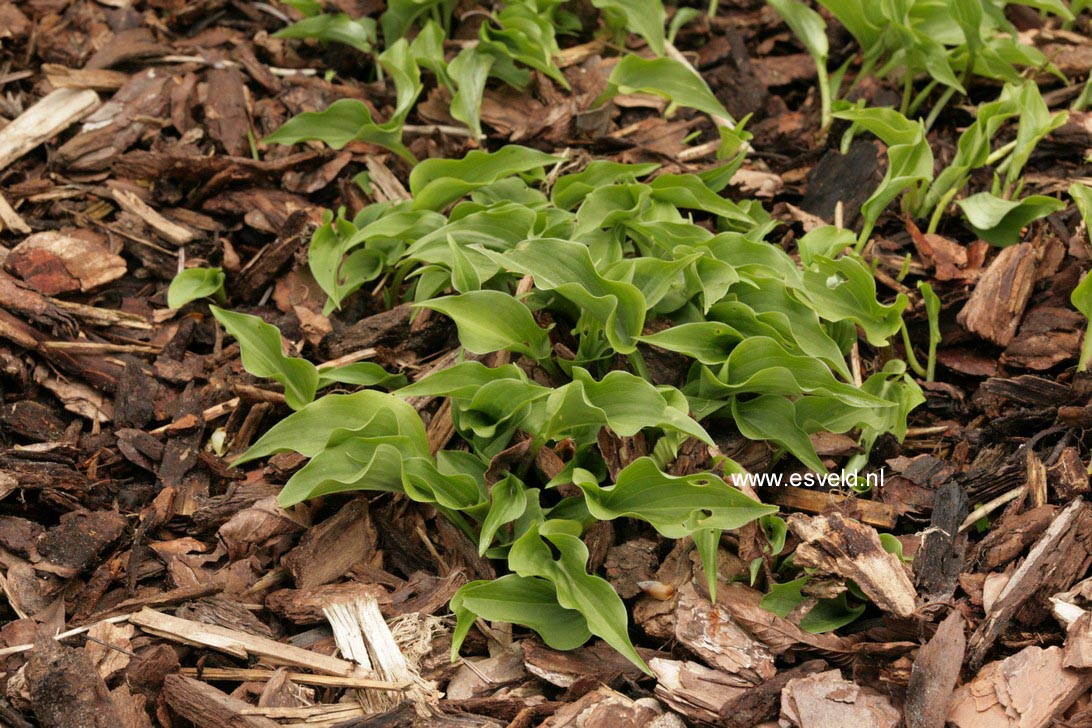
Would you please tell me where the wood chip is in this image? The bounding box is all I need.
[787,512,917,617]
[130,608,367,677]
[0,89,100,173]
[957,243,1038,346]
[967,498,1092,670]
[947,645,1092,727]
[780,669,900,728]
[905,611,965,728]
[111,189,196,246]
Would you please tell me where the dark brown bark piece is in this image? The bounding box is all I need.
[232,210,311,303]
[717,659,829,728]
[801,140,881,228]
[34,509,127,573]
[24,634,123,728]
[957,243,1038,347]
[904,611,965,728]
[204,67,250,157]
[914,479,968,602]
[282,497,377,588]
[162,674,280,728]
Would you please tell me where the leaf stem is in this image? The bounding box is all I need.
[899,320,927,378]
[926,187,960,234]
[627,349,650,380]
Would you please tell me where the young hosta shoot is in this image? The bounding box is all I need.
[167,267,225,309]
[768,0,833,132]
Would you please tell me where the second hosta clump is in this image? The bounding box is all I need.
[212,146,923,670]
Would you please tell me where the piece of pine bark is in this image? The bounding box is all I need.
[0,88,100,172]
[957,243,1038,346]
[948,646,1092,727]
[673,583,776,681]
[650,658,750,723]
[904,611,966,728]
[788,512,917,617]
[780,669,900,728]
[716,659,829,728]
[282,497,376,588]
[914,480,968,602]
[24,634,122,728]
[967,498,1092,670]
[162,675,280,728]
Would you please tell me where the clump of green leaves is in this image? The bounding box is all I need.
[771,0,1071,131]
[833,80,1067,247]
[204,143,924,670]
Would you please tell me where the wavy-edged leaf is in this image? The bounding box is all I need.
[418,290,552,360]
[210,306,318,411]
[958,192,1066,247]
[602,55,733,124]
[732,395,826,473]
[591,0,665,56]
[450,575,592,660]
[273,13,377,54]
[573,457,776,538]
[234,390,427,465]
[478,475,528,555]
[799,255,908,346]
[492,238,646,354]
[409,146,563,211]
[448,48,493,139]
[317,362,406,390]
[509,520,648,673]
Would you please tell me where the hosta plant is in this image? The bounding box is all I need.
[201,144,925,669]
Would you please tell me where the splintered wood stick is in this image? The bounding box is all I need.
[179,667,410,691]
[0,88,100,173]
[130,608,369,677]
[0,615,131,658]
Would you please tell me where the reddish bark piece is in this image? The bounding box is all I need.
[780,669,900,728]
[282,498,377,589]
[34,509,127,574]
[948,646,1092,727]
[6,231,126,295]
[905,611,966,728]
[957,243,1038,347]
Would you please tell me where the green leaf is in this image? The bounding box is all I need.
[234,390,427,465]
[417,290,553,360]
[409,146,563,211]
[800,255,908,346]
[602,55,733,124]
[382,0,454,45]
[591,0,665,55]
[491,238,646,354]
[264,40,422,162]
[509,520,649,673]
[732,395,827,473]
[478,3,569,89]
[450,575,592,659]
[449,48,493,140]
[797,226,854,266]
[551,161,660,210]
[1070,182,1092,248]
[800,592,866,632]
[273,13,377,54]
[396,361,528,399]
[957,192,1066,247]
[317,362,406,389]
[639,322,744,365]
[1071,269,1092,371]
[167,267,225,309]
[768,0,828,63]
[540,368,712,444]
[760,577,809,617]
[478,475,528,554]
[210,306,318,411]
[573,457,776,538]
